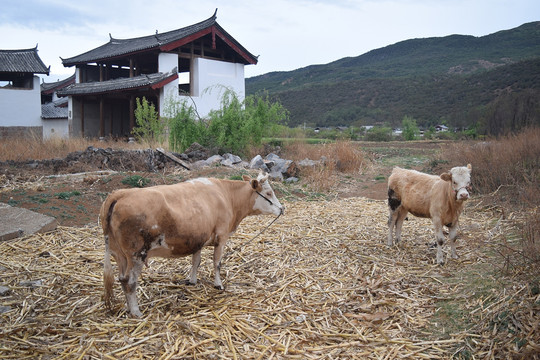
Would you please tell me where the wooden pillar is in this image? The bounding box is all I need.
[99,64,103,82]
[99,97,105,138]
[109,103,113,137]
[130,59,134,78]
[129,96,135,134]
[80,99,85,137]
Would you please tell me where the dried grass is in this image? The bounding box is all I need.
[1,197,538,359]
[0,137,145,162]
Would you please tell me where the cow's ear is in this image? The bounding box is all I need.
[242,175,251,182]
[250,179,259,190]
[440,172,452,181]
[467,163,472,171]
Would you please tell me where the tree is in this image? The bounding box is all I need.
[402,115,420,141]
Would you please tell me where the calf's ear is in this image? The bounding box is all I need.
[242,175,251,182]
[440,172,452,181]
[250,179,260,190]
[467,163,472,171]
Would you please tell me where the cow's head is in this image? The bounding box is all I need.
[243,172,284,216]
[440,164,472,201]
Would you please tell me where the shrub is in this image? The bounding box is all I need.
[402,115,420,141]
[207,89,287,155]
[133,97,165,146]
[364,127,392,142]
[165,97,208,153]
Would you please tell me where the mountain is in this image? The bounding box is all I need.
[246,22,540,134]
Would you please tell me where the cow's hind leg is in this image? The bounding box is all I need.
[187,250,202,285]
[119,257,144,317]
[213,238,227,290]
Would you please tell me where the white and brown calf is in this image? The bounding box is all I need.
[100,172,283,317]
[387,164,472,264]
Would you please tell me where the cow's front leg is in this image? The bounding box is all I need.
[387,209,397,246]
[213,241,226,290]
[433,218,445,265]
[187,250,202,285]
[119,258,144,317]
[448,220,459,259]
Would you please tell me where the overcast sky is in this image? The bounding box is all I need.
[1,0,538,82]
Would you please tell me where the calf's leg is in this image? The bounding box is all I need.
[432,218,446,265]
[394,208,408,244]
[448,220,459,259]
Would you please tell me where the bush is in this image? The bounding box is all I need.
[207,89,287,155]
[402,115,420,141]
[133,97,165,146]
[364,127,392,142]
[165,97,208,153]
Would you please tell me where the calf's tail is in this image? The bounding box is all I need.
[103,241,115,311]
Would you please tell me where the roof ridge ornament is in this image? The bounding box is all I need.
[213,8,218,19]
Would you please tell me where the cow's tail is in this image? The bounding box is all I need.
[102,199,117,312]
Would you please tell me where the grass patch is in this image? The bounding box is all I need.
[55,191,81,200]
[121,175,150,188]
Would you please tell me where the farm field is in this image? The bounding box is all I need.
[0,140,538,359]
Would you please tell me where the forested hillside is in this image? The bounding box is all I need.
[246,22,540,134]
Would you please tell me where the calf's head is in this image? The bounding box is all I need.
[440,164,472,200]
[243,172,284,216]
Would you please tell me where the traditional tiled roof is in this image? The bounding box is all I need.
[41,98,68,119]
[41,74,75,94]
[57,70,178,96]
[0,47,50,74]
[61,11,257,66]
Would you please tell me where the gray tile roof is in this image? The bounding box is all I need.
[56,70,178,96]
[0,47,50,74]
[42,98,68,119]
[62,12,257,66]
[41,74,75,94]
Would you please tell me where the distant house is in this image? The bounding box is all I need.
[435,124,449,132]
[57,10,258,138]
[0,47,50,139]
[41,74,75,139]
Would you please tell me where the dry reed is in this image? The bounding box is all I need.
[1,197,537,359]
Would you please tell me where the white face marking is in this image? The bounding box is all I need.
[450,166,471,200]
[187,178,213,185]
[253,174,284,216]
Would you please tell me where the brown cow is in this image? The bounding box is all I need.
[387,164,472,264]
[100,172,283,317]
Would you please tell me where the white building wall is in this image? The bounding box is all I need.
[43,119,69,139]
[0,76,42,127]
[159,56,246,119]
